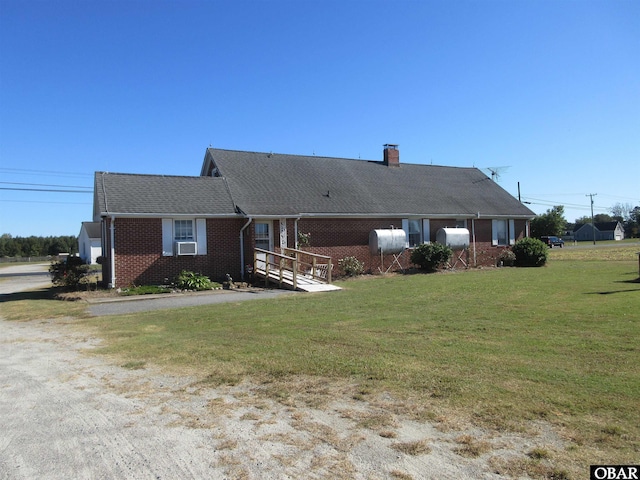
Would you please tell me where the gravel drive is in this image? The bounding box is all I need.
[0,263,52,295]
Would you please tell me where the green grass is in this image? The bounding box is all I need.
[2,244,638,476]
[0,288,88,320]
[120,285,173,296]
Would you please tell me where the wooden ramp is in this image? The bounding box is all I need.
[254,266,341,292]
[253,248,342,292]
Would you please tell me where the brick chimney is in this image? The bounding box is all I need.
[383,144,399,167]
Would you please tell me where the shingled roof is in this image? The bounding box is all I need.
[93,147,535,220]
[202,148,535,218]
[93,172,237,219]
[80,221,101,238]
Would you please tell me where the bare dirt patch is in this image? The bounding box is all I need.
[0,316,571,479]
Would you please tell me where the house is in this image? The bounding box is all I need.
[574,221,625,242]
[93,145,535,288]
[78,221,102,264]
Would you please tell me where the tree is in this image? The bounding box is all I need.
[530,205,567,238]
[574,213,613,225]
[627,206,640,238]
[0,235,79,258]
[608,202,639,238]
[610,202,634,222]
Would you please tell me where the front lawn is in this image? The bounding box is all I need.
[3,243,638,477]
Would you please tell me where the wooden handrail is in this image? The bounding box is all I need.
[254,247,333,287]
[254,248,298,289]
[282,248,332,283]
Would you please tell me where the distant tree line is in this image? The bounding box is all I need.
[0,233,78,258]
[530,203,640,238]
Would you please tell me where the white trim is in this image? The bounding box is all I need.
[509,219,516,245]
[162,219,174,256]
[97,212,238,218]
[296,212,535,219]
[279,218,288,250]
[109,216,116,288]
[422,219,431,244]
[401,219,410,248]
[196,219,207,255]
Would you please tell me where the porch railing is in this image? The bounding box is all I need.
[282,248,332,284]
[253,248,333,289]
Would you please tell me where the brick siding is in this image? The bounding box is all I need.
[291,218,530,274]
[107,216,530,287]
[112,218,244,288]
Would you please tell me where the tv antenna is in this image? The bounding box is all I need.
[482,166,511,182]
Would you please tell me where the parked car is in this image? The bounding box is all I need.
[540,236,564,248]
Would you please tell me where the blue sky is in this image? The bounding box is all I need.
[1,0,638,237]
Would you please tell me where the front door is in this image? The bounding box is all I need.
[255,221,273,269]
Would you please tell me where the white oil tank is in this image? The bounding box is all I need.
[369,229,406,255]
[436,228,470,250]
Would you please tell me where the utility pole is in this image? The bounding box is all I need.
[586,193,597,245]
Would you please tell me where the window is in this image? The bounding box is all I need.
[494,220,508,246]
[174,220,194,241]
[402,219,430,247]
[492,219,516,246]
[162,218,207,256]
[255,222,271,250]
[456,219,467,228]
[407,220,421,247]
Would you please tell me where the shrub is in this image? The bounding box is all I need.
[297,231,311,248]
[498,249,516,267]
[338,256,365,277]
[512,237,548,267]
[175,270,213,291]
[49,256,91,288]
[410,243,453,271]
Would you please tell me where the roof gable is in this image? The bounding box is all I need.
[574,221,622,233]
[80,221,101,238]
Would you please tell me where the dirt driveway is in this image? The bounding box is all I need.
[0,265,561,479]
[0,263,52,295]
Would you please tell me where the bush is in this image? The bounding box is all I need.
[512,237,548,267]
[175,270,213,291]
[410,243,453,271]
[338,256,365,277]
[49,256,91,288]
[498,249,516,267]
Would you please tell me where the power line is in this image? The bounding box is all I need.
[0,187,92,193]
[525,192,639,203]
[0,168,93,179]
[0,181,92,190]
[520,196,609,212]
[0,199,91,205]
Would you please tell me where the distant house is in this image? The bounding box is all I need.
[574,221,625,242]
[78,221,102,264]
[93,145,535,288]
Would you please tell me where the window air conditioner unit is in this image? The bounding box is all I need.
[175,241,197,256]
